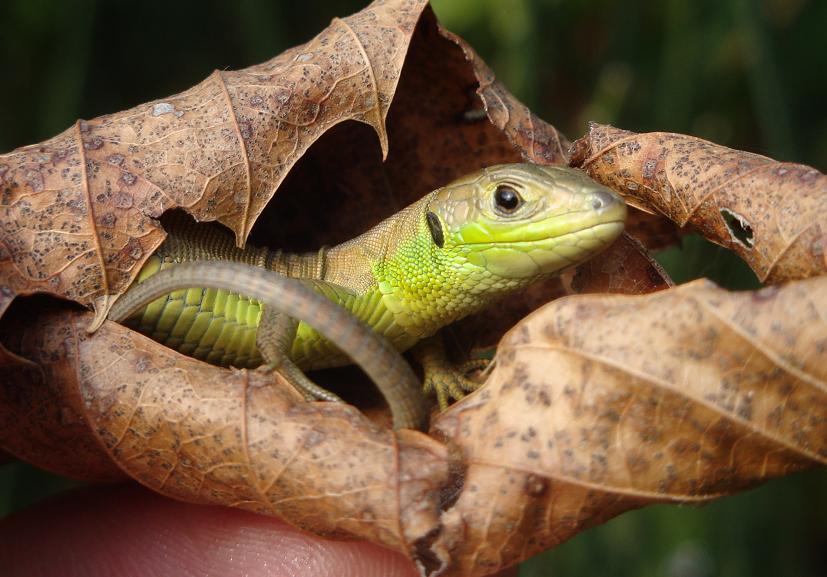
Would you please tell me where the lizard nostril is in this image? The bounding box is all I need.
[590,189,615,211]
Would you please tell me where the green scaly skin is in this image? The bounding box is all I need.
[126,164,626,374]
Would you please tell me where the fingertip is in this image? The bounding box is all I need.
[1,483,419,577]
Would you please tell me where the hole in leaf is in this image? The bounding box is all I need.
[720,208,754,248]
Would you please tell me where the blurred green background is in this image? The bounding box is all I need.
[1,1,824,576]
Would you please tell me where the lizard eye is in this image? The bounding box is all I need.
[494,185,522,214]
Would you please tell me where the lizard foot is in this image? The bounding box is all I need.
[415,337,490,410]
[423,359,488,410]
[258,359,344,403]
[257,306,344,403]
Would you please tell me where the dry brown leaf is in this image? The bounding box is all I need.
[0,301,123,481]
[571,122,827,283]
[622,206,684,250]
[0,1,824,576]
[0,0,431,327]
[0,305,449,558]
[432,276,826,575]
[0,1,572,327]
[441,28,570,166]
[568,232,673,295]
[4,276,822,576]
[0,0,586,460]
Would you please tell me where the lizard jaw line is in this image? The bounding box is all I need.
[457,220,626,247]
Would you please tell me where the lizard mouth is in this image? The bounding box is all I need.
[456,200,627,246]
[462,220,625,249]
[501,219,624,246]
[457,220,626,280]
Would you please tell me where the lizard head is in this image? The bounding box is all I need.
[369,163,626,338]
[424,163,626,280]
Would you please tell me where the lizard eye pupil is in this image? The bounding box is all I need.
[494,185,521,213]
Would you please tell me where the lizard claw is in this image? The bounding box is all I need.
[423,363,487,410]
[418,340,490,410]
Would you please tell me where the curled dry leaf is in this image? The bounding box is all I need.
[0,0,573,329]
[432,276,826,576]
[0,0,430,327]
[568,232,673,295]
[622,206,684,250]
[1,1,823,575]
[0,301,123,481]
[440,27,570,166]
[0,0,635,571]
[571,122,827,283]
[3,277,822,576]
[0,0,581,461]
[1,306,449,556]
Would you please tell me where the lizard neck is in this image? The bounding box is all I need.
[266,248,326,279]
[321,193,497,340]
[319,194,435,295]
[289,196,443,365]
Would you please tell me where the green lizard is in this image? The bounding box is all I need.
[109,164,626,429]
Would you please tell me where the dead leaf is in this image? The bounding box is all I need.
[432,276,826,575]
[622,206,684,250]
[570,122,827,283]
[0,0,433,328]
[568,232,673,295]
[0,1,824,576]
[441,27,570,166]
[0,300,123,481]
[1,305,450,559]
[4,275,822,576]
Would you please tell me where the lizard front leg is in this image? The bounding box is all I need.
[256,307,344,403]
[414,335,489,410]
